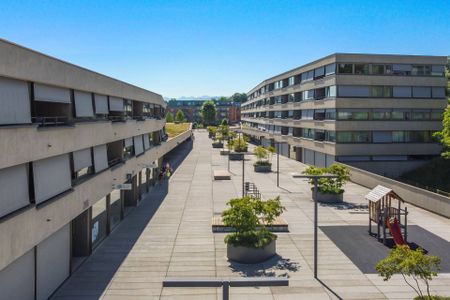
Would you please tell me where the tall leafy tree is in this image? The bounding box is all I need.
[201,100,216,125]
[229,93,248,103]
[175,109,185,122]
[165,112,174,123]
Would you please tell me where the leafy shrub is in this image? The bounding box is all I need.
[302,163,350,194]
[254,160,271,167]
[377,245,442,300]
[222,196,285,248]
[233,136,248,152]
[253,146,272,167]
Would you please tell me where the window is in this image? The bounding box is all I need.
[412,65,431,76]
[431,65,445,76]
[338,85,370,97]
[371,86,392,97]
[326,86,337,98]
[301,70,314,82]
[392,131,407,142]
[123,138,134,159]
[288,93,295,102]
[372,109,391,120]
[91,196,107,249]
[314,88,326,100]
[432,87,445,98]
[392,64,412,75]
[288,76,295,86]
[393,86,412,98]
[337,131,370,143]
[325,63,336,76]
[353,131,370,142]
[315,130,325,141]
[391,110,409,120]
[325,109,336,120]
[336,132,352,143]
[371,64,385,75]
[325,131,336,142]
[303,90,314,100]
[302,110,314,120]
[411,110,430,120]
[373,131,393,143]
[431,110,443,120]
[302,128,315,139]
[337,110,369,120]
[314,110,325,121]
[412,87,432,98]
[314,67,325,79]
[354,64,369,75]
[338,64,353,74]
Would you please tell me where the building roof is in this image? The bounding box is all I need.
[365,185,404,202]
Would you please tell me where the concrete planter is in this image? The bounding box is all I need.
[254,164,272,172]
[229,152,245,160]
[227,240,276,264]
[312,191,344,203]
[220,149,230,155]
[212,142,224,148]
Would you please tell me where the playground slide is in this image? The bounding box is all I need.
[386,218,406,246]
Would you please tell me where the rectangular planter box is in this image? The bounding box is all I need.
[229,152,245,160]
[212,142,224,148]
[254,165,272,172]
[227,240,276,263]
[312,191,344,203]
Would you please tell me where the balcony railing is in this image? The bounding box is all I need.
[32,116,72,127]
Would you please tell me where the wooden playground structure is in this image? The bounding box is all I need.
[366,185,408,246]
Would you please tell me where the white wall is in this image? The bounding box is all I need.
[0,249,34,300]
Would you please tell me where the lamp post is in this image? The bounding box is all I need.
[293,174,338,279]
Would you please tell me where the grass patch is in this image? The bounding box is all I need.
[400,157,450,193]
[165,123,190,138]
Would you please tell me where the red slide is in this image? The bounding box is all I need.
[387,217,406,246]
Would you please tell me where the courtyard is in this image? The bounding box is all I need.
[53,130,450,300]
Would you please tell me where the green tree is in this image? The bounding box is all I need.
[175,109,185,122]
[165,112,174,123]
[376,245,441,299]
[229,93,248,103]
[221,118,228,126]
[201,100,216,126]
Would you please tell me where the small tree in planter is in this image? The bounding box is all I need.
[212,132,224,148]
[207,126,217,139]
[302,163,350,203]
[376,245,444,300]
[229,136,248,160]
[222,196,285,263]
[253,146,272,172]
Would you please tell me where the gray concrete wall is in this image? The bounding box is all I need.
[0,39,165,107]
[341,163,450,218]
[0,129,192,271]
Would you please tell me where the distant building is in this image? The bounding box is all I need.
[167,99,241,124]
[241,53,447,178]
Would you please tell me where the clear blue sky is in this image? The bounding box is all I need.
[1,0,449,98]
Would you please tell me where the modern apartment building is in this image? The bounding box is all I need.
[0,39,183,299]
[241,53,447,177]
[166,99,241,124]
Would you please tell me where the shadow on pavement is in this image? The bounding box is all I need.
[228,255,300,278]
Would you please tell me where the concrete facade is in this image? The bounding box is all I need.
[0,40,191,299]
[241,53,447,178]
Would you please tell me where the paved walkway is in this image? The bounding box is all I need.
[53,130,450,300]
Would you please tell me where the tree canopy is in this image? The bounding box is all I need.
[229,92,248,103]
[433,61,450,158]
[165,112,174,123]
[201,100,216,125]
[175,109,186,122]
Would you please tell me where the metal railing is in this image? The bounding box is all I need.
[244,182,261,199]
[163,278,288,300]
[32,116,71,127]
[400,179,450,198]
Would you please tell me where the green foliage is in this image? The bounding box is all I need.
[175,109,186,122]
[233,136,248,152]
[201,100,216,126]
[376,245,441,299]
[254,146,268,161]
[253,160,272,167]
[433,106,450,159]
[253,146,274,166]
[165,112,174,123]
[222,196,285,248]
[229,92,248,103]
[221,118,229,126]
[302,163,350,194]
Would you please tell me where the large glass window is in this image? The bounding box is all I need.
[393,64,412,75]
[371,64,385,75]
[326,86,337,98]
[371,86,392,97]
[337,131,370,143]
[412,87,432,98]
[354,64,369,75]
[303,90,314,100]
[325,63,336,76]
[411,110,430,120]
[412,65,431,76]
[301,70,314,82]
[288,76,295,86]
[431,110,443,120]
[91,196,107,249]
[302,128,315,139]
[336,132,352,143]
[325,131,336,142]
[338,64,353,74]
[314,67,325,79]
[325,109,336,120]
[391,110,410,120]
[431,65,445,76]
[372,109,391,120]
